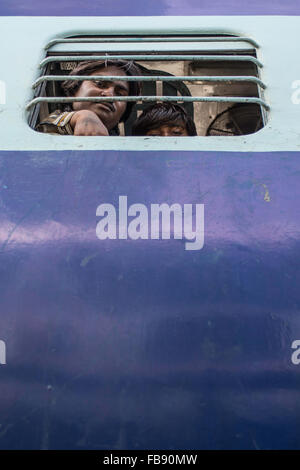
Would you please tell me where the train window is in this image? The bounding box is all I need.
[27,34,268,138]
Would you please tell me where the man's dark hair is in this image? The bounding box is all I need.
[131,102,197,136]
[61,59,141,122]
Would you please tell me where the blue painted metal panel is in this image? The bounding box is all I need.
[1,0,300,16]
[0,151,299,449]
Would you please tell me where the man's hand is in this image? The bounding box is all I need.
[70,110,109,136]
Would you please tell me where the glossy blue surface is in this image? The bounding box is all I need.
[1,0,300,16]
[0,151,299,449]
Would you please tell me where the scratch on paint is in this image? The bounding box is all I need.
[0,423,14,438]
[252,438,260,450]
[0,158,70,254]
[0,406,41,438]
[252,180,271,202]
[262,183,271,202]
[80,253,98,267]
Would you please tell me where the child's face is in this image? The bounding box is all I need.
[145,124,188,137]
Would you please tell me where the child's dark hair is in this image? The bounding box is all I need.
[131,102,197,136]
[61,59,141,122]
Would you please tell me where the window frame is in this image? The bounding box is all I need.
[27,33,268,141]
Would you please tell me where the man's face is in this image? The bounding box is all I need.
[72,66,130,130]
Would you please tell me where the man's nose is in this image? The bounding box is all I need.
[99,85,115,96]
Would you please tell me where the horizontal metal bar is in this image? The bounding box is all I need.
[48,43,255,54]
[32,75,266,89]
[45,36,259,50]
[26,95,269,111]
[40,55,263,68]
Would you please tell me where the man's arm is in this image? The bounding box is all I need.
[70,110,109,136]
[36,110,76,135]
[36,109,109,136]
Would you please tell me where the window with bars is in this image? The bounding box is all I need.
[27,34,269,137]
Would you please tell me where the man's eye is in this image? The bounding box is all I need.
[116,89,129,97]
[93,80,106,88]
